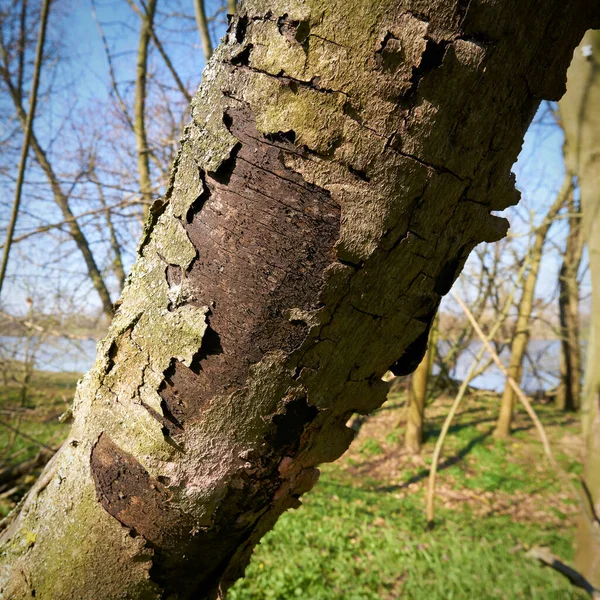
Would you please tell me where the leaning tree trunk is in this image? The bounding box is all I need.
[560,30,600,588]
[0,1,597,598]
[494,177,568,438]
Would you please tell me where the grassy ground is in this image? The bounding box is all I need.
[229,394,584,599]
[0,373,585,598]
[0,368,76,516]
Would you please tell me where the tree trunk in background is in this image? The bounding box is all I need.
[556,188,583,412]
[125,0,192,104]
[404,346,429,453]
[0,2,596,598]
[494,179,568,438]
[404,324,435,454]
[194,0,214,62]
[134,0,157,221]
[0,0,50,297]
[0,82,115,317]
[560,30,600,587]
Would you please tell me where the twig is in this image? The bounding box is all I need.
[0,421,55,453]
[453,291,553,459]
[0,486,21,500]
[0,449,54,486]
[453,290,600,537]
[426,258,529,525]
[426,348,485,526]
[0,199,139,249]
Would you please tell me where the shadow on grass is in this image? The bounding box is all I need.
[348,427,494,493]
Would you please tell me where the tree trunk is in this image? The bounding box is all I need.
[0,2,596,598]
[135,0,157,221]
[559,30,600,588]
[0,81,114,317]
[556,188,583,411]
[125,0,192,104]
[0,0,50,298]
[494,177,568,438]
[404,346,429,453]
[194,0,214,62]
[404,323,435,454]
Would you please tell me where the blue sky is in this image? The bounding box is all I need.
[0,1,584,322]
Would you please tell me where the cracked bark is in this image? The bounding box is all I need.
[0,1,598,599]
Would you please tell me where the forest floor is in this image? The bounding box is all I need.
[230,392,585,599]
[0,368,75,516]
[0,374,586,599]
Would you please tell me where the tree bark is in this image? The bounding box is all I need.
[556,187,583,412]
[560,30,600,588]
[0,1,597,598]
[494,177,568,438]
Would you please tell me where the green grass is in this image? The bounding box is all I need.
[0,368,77,517]
[230,394,585,599]
[0,373,585,598]
[358,438,385,457]
[230,476,582,599]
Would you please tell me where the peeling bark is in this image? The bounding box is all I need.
[0,1,598,598]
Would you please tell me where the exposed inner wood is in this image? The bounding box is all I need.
[164,102,340,426]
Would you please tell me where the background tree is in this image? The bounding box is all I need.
[0,0,50,296]
[404,324,435,454]
[0,0,230,320]
[556,182,584,412]
[494,177,569,437]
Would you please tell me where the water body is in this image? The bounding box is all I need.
[0,335,99,374]
[1,336,563,394]
[438,339,561,394]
